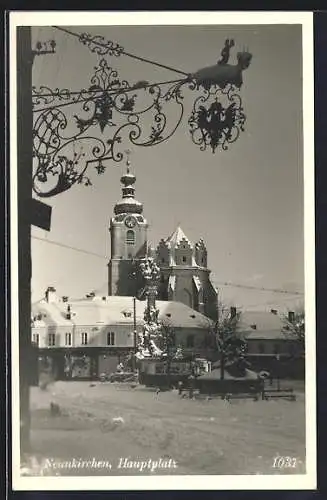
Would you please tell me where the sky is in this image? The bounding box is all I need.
[30,23,305,311]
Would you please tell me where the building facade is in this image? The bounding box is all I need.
[238,310,304,378]
[32,290,214,380]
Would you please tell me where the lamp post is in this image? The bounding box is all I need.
[216,293,225,381]
[276,353,281,391]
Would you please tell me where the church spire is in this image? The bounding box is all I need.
[114,151,143,215]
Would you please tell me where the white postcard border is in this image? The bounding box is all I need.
[9,10,316,491]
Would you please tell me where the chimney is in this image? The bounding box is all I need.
[288,311,295,323]
[230,306,237,319]
[270,309,278,315]
[66,304,71,320]
[45,286,57,303]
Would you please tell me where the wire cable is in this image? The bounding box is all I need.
[32,235,304,296]
[52,26,190,77]
[214,281,303,296]
[32,235,108,259]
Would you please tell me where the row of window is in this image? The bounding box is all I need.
[33,332,116,347]
[256,343,296,355]
[160,256,206,264]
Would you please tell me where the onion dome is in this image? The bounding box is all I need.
[114,158,143,215]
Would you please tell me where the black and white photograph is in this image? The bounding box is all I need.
[9,11,316,490]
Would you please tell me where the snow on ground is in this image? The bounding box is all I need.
[25,381,306,476]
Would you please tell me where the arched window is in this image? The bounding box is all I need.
[126,230,135,245]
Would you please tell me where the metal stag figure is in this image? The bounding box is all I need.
[192,39,252,91]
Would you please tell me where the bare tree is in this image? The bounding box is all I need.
[157,320,184,386]
[214,303,248,379]
[282,307,305,355]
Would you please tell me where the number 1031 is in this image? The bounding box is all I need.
[273,456,297,468]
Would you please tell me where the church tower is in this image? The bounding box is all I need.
[108,158,148,296]
[156,227,218,321]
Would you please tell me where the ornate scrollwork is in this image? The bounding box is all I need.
[78,32,124,57]
[32,58,191,197]
[188,84,246,153]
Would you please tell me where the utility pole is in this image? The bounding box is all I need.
[216,291,225,381]
[133,296,137,371]
[17,27,53,461]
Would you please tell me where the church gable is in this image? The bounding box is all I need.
[175,238,193,266]
[156,239,170,266]
[195,238,208,267]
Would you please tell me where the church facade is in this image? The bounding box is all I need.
[108,163,218,321]
[156,228,218,321]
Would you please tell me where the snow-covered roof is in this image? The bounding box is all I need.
[193,276,202,292]
[238,311,294,340]
[166,226,193,248]
[32,296,213,330]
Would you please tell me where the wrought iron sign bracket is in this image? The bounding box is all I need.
[32,34,252,198]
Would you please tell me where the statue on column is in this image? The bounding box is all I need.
[137,257,163,358]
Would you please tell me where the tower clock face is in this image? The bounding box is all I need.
[124,216,137,228]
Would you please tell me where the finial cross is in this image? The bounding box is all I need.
[125,149,132,172]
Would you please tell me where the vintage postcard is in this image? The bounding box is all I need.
[9,11,316,490]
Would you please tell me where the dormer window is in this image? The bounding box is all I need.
[182,256,187,263]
